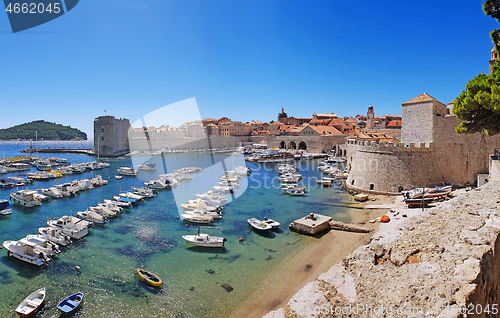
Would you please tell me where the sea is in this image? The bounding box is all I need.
[0,141,353,318]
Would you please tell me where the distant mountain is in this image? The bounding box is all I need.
[0,120,87,141]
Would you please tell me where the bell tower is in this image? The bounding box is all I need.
[489,47,498,75]
[367,105,375,129]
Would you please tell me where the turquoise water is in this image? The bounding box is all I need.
[0,142,353,317]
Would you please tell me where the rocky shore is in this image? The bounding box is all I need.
[264,182,500,318]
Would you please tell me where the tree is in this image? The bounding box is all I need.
[269,120,275,124]
[453,61,500,135]
[452,0,500,136]
[484,0,500,53]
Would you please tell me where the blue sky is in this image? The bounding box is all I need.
[0,0,498,138]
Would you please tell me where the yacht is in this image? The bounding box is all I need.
[117,167,136,176]
[10,190,41,207]
[47,216,90,239]
[37,227,72,246]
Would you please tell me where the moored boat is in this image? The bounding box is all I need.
[263,217,280,229]
[137,268,163,287]
[37,227,72,246]
[76,210,106,224]
[3,238,51,266]
[0,199,12,215]
[47,216,90,239]
[182,227,226,248]
[57,292,84,314]
[10,190,41,207]
[247,218,272,231]
[15,288,46,317]
[181,213,214,224]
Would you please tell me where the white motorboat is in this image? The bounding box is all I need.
[89,206,117,218]
[115,175,123,180]
[218,180,240,187]
[15,287,46,317]
[98,201,123,213]
[132,187,156,198]
[182,228,226,248]
[212,185,234,193]
[41,187,63,199]
[181,213,214,224]
[0,165,7,174]
[10,190,41,207]
[78,179,94,190]
[285,189,306,196]
[33,192,50,202]
[183,208,223,219]
[3,238,51,266]
[317,176,335,186]
[47,216,90,239]
[263,217,280,229]
[77,210,106,224]
[119,192,145,202]
[194,191,227,205]
[247,218,272,231]
[90,175,108,186]
[182,199,221,212]
[0,199,12,215]
[117,167,136,176]
[138,163,157,171]
[145,179,171,189]
[25,234,60,255]
[37,227,72,246]
[104,198,132,208]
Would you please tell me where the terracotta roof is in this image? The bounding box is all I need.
[309,119,331,125]
[386,120,402,127]
[308,125,343,135]
[402,93,446,106]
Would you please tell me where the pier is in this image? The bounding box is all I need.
[20,148,95,156]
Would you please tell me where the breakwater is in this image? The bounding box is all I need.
[20,148,94,155]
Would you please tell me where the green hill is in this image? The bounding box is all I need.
[0,120,87,141]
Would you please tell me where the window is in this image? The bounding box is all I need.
[369,184,374,190]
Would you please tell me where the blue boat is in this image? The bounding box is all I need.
[57,292,83,314]
[0,199,12,215]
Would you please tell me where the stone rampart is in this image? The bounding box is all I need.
[345,142,436,193]
[264,182,500,318]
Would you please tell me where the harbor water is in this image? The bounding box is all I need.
[0,141,353,318]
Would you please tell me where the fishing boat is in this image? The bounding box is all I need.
[37,227,72,246]
[57,292,84,314]
[0,199,12,215]
[3,238,51,266]
[137,268,163,287]
[180,213,214,224]
[404,198,433,208]
[182,227,226,247]
[47,216,90,239]
[247,218,272,231]
[76,210,106,224]
[10,190,41,207]
[15,288,46,317]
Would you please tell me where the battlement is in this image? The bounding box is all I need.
[346,140,434,153]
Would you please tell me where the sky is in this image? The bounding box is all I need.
[0,0,498,138]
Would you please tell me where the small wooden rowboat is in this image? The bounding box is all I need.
[15,287,45,317]
[137,268,163,287]
[57,292,84,314]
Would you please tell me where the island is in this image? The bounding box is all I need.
[0,120,87,141]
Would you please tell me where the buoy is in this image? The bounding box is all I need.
[185,224,188,227]
[76,266,81,271]
[176,216,179,219]
[239,238,243,242]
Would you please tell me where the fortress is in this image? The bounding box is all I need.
[343,93,500,194]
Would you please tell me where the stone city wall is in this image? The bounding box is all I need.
[269,135,345,153]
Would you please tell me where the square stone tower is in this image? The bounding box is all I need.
[401,93,447,145]
[93,116,131,157]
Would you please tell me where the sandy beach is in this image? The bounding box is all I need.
[230,194,397,318]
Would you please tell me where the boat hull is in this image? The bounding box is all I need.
[137,269,163,287]
[57,292,84,314]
